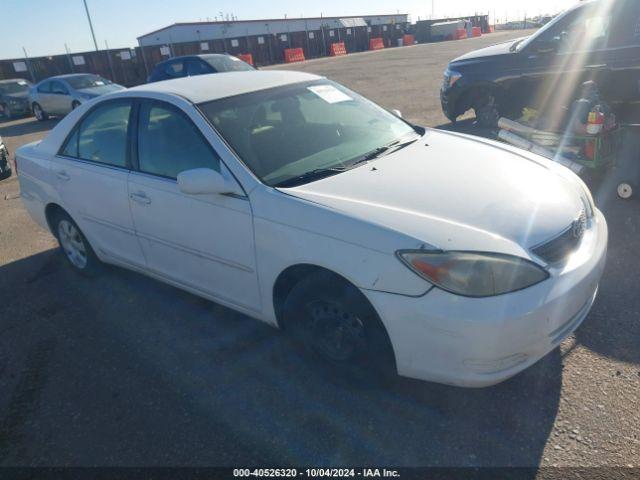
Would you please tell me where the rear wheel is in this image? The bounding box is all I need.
[71,100,81,110]
[52,211,101,276]
[282,271,396,385]
[33,102,48,121]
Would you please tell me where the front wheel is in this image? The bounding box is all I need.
[53,211,102,276]
[282,271,396,385]
[32,102,48,121]
[474,92,501,128]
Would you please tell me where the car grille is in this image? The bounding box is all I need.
[531,210,587,265]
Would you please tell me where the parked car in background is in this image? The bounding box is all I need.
[441,0,640,126]
[147,54,254,83]
[16,71,607,388]
[0,135,11,180]
[29,74,125,121]
[0,78,33,120]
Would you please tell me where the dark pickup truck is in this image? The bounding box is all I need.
[441,0,640,126]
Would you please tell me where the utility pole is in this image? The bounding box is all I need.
[432,0,435,19]
[82,0,99,51]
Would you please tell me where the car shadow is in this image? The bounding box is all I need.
[0,117,59,138]
[0,248,561,468]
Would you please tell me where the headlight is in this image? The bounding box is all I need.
[396,250,549,297]
[444,68,462,88]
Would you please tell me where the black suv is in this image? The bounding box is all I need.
[147,54,254,83]
[441,0,640,126]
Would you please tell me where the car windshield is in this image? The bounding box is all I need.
[198,80,419,187]
[203,56,255,72]
[66,75,113,90]
[0,80,30,94]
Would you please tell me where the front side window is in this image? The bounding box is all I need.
[37,81,51,94]
[137,102,220,179]
[62,101,131,167]
[186,59,212,76]
[50,81,69,95]
[199,80,417,187]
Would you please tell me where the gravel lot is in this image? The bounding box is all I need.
[0,30,639,469]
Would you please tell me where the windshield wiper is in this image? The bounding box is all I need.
[274,167,349,188]
[348,136,420,167]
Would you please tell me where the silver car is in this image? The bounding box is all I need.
[29,74,125,121]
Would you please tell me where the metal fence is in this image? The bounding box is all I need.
[0,21,410,86]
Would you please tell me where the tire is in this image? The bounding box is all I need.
[282,271,396,385]
[32,102,48,121]
[71,100,81,110]
[52,211,102,276]
[474,92,501,128]
[1,103,12,121]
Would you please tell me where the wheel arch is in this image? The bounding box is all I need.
[44,202,69,234]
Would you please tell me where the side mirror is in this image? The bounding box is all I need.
[391,109,403,118]
[177,168,241,196]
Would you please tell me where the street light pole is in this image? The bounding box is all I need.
[82,0,99,51]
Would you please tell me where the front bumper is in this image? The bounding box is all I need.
[364,209,608,387]
[2,102,31,116]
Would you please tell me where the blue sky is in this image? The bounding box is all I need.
[3,0,576,59]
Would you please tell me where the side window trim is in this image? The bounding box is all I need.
[57,98,135,171]
[132,98,224,181]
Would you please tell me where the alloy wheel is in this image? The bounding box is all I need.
[57,220,88,269]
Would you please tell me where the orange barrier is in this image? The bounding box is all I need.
[284,48,305,63]
[403,34,415,46]
[237,53,254,66]
[488,25,495,33]
[455,29,467,40]
[369,37,385,50]
[330,42,347,56]
[471,27,482,38]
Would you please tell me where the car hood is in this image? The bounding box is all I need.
[77,84,125,96]
[282,130,585,257]
[451,37,527,64]
[2,92,29,101]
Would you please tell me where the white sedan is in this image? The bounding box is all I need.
[16,71,607,387]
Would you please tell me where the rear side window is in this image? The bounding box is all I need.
[608,3,640,47]
[61,101,131,168]
[137,101,220,179]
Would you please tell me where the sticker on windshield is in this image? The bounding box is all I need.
[17,80,28,85]
[94,81,105,85]
[307,85,352,104]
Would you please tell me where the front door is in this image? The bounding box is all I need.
[127,99,260,311]
[54,98,146,267]
[49,81,72,115]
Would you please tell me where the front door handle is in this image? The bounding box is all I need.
[130,192,151,205]
[585,64,607,70]
[54,169,70,181]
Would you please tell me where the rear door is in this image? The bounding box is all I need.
[127,99,260,311]
[607,1,640,102]
[54,99,146,267]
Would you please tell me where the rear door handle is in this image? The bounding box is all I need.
[129,192,151,205]
[54,169,70,181]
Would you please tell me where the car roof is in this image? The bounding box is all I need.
[157,53,232,64]
[38,73,99,83]
[129,70,323,104]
